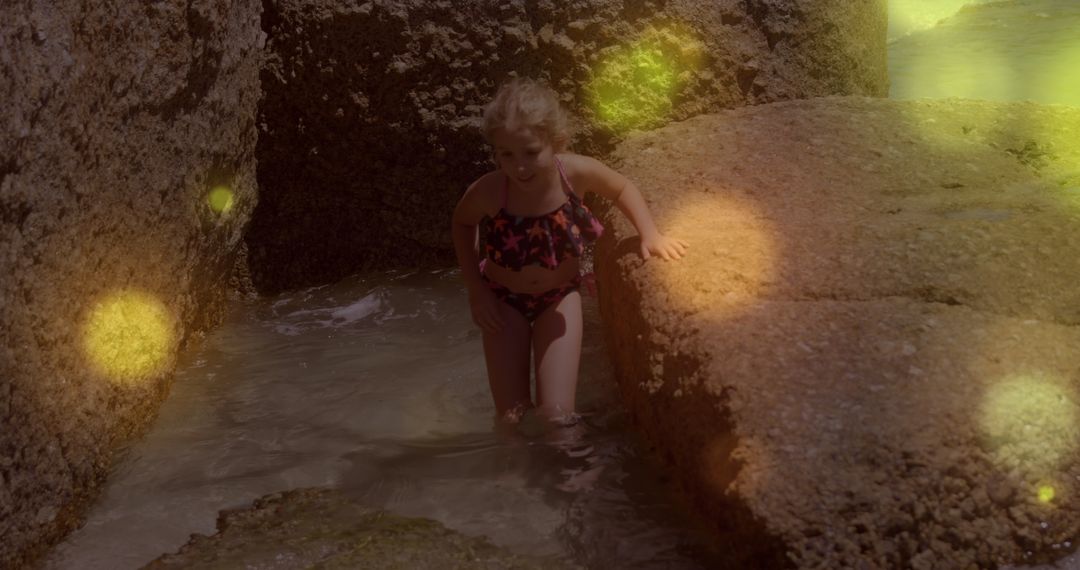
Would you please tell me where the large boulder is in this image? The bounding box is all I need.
[248,0,888,293]
[595,97,1080,568]
[0,1,264,566]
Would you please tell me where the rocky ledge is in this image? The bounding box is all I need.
[144,487,575,570]
[594,97,1080,569]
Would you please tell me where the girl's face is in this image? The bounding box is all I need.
[491,127,560,189]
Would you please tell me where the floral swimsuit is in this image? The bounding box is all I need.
[480,157,604,322]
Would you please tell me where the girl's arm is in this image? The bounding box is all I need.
[574,155,689,261]
[452,180,506,333]
[451,182,487,292]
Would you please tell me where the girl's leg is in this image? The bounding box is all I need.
[481,300,533,421]
[531,289,583,422]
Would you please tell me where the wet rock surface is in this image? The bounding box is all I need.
[0,1,264,566]
[143,487,576,570]
[595,97,1080,568]
[249,0,887,293]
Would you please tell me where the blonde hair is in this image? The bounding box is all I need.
[481,77,574,150]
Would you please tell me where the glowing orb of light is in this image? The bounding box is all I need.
[652,190,777,317]
[207,185,235,215]
[978,374,1078,472]
[1038,485,1056,504]
[588,26,704,133]
[83,290,174,385]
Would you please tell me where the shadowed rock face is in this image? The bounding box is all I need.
[144,487,578,570]
[595,97,1080,568]
[0,1,264,566]
[248,0,887,294]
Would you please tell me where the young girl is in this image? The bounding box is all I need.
[451,77,689,426]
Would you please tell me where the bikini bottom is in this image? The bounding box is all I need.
[480,271,582,323]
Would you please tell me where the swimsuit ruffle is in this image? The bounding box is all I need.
[484,193,603,271]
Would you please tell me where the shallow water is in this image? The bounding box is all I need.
[44,269,721,569]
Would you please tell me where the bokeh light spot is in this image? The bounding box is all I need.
[83,290,174,385]
[1038,485,1056,504]
[656,190,777,316]
[207,185,235,215]
[588,25,704,133]
[979,373,1078,473]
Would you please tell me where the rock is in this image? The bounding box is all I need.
[595,97,1080,568]
[143,488,575,570]
[0,1,263,567]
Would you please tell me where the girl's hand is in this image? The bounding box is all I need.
[641,233,689,261]
[468,286,506,334]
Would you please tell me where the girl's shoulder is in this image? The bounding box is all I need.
[556,152,605,196]
[556,152,587,174]
[556,152,627,201]
[462,170,503,218]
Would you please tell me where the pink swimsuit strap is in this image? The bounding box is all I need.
[554,156,575,196]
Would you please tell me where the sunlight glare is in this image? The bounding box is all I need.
[979,373,1078,474]
[1038,484,1056,504]
[208,185,235,215]
[657,190,776,316]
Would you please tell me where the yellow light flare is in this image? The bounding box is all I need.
[83,290,175,385]
[587,25,704,134]
[1038,484,1056,504]
[649,189,777,317]
[207,185,235,215]
[978,373,1079,474]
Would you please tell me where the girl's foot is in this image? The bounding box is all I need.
[495,401,533,425]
